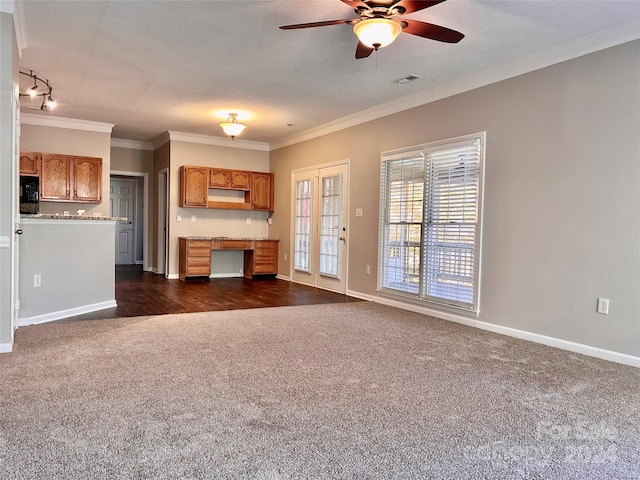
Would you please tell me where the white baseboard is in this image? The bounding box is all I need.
[209,273,243,278]
[18,300,118,327]
[0,342,13,353]
[276,274,291,281]
[166,273,179,280]
[347,290,640,368]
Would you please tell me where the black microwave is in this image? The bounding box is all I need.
[20,175,40,214]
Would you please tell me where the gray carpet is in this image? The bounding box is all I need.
[1,302,638,479]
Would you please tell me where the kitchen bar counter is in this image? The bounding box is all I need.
[17,216,117,325]
[21,214,126,221]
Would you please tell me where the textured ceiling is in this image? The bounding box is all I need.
[17,0,640,145]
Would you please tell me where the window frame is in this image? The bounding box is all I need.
[377,132,486,316]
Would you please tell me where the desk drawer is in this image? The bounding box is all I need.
[186,265,211,276]
[187,247,211,258]
[220,240,252,250]
[187,239,211,249]
[187,256,211,266]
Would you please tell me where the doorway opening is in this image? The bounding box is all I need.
[110,171,149,270]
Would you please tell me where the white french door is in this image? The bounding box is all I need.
[291,163,349,293]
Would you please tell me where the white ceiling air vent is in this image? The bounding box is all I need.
[394,74,422,85]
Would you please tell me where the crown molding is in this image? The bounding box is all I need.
[111,138,153,151]
[167,131,269,152]
[11,0,27,56]
[269,19,640,151]
[21,113,114,133]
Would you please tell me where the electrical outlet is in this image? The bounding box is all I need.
[176,214,182,222]
[284,253,287,261]
[246,218,251,224]
[191,215,196,222]
[597,298,609,315]
[356,208,363,217]
[34,274,41,288]
[365,265,371,275]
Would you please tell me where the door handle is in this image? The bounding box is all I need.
[15,229,23,235]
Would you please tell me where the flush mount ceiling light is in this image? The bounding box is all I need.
[352,18,402,50]
[19,70,56,111]
[219,113,246,140]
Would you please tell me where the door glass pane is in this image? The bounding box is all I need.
[319,174,341,277]
[294,180,312,272]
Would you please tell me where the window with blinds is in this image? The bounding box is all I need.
[379,133,485,313]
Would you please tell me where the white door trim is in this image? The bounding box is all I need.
[157,168,169,276]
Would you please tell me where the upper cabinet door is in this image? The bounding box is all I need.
[73,157,102,203]
[251,172,274,211]
[20,152,40,175]
[230,170,251,190]
[209,168,231,188]
[41,154,72,201]
[180,166,208,207]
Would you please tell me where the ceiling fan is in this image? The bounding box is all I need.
[279,0,464,59]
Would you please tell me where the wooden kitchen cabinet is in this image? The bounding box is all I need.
[251,172,274,211]
[40,154,72,201]
[180,166,208,207]
[209,168,231,188]
[38,153,102,203]
[230,170,251,189]
[20,152,40,175]
[245,240,278,277]
[180,166,275,212]
[73,157,102,203]
[179,238,212,280]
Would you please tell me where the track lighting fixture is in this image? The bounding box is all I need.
[19,70,56,110]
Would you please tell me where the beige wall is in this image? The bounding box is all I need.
[270,40,640,357]
[20,124,112,216]
[166,140,270,277]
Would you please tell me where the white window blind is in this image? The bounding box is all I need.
[379,134,484,313]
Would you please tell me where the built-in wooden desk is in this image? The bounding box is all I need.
[178,237,279,281]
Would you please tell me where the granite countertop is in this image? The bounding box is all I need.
[21,214,126,221]
[186,236,279,241]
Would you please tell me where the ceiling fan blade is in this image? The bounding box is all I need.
[401,19,464,43]
[355,41,374,59]
[279,19,356,30]
[394,1,446,15]
[340,0,371,10]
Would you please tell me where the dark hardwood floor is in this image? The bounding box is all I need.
[66,265,361,321]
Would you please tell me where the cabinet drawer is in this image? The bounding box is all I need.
[220,240,252,250]
[187,256,211,266]
[187,247,211,258]
[186,265,211,276]
[187,240,211,249]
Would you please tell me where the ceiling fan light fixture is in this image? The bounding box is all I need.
[353,18,402,49]
[219,113,246,139]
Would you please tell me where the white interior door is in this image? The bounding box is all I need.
[110,178,135,265]
[291,163,349,293]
